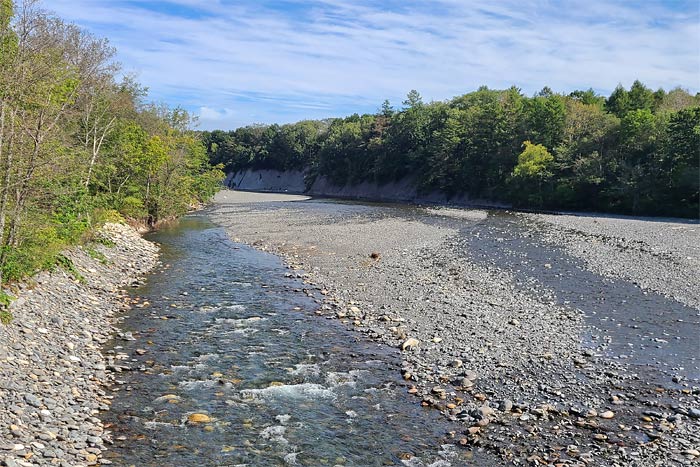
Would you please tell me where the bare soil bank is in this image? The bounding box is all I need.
[210,190,700,467]
[227,168,511,208]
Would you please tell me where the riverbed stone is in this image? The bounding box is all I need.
[0,223,159,467]
[401,338,420,351]
[206,190,700,467]
[187,413,212,423]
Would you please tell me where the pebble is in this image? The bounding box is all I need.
[401,338,420,351]
[0,222,159,467]
[498,400,513,412]
[187,413,212,423]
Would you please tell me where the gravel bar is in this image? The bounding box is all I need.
[210,190,700,467]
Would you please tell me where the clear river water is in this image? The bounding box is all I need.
[100,214,488,466]
[98,199,698,466]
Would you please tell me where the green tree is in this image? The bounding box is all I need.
[511,141,554,206]
[662,108,700,214]
[627,80,655,113]
[524,90,566,150]
[606,84,630,118]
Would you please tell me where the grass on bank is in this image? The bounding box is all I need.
[0,207,124,324]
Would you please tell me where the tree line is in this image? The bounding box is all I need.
[203,83,699,218]
[0,0,223,288]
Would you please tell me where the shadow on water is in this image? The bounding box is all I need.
[101,214,492,466]
[458,211,699,384]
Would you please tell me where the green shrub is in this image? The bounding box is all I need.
[0,291,13,325]
[85,246,108,264]
[55,254,85,283]
[0,224,64,283]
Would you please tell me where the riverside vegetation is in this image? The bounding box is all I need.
[202,84,699,218]
[0,0,224,302]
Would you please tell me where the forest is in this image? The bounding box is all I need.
[203,83,700,218]
[0,1,223,288]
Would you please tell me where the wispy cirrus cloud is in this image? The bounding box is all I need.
[45,0,700,129]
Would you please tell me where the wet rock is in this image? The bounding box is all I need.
[187,413,212,423]
[498,399,513,412]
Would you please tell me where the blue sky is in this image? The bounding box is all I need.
[47,0,700,130]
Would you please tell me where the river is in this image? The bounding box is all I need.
[99,214,491,466]
[98,195,699,466]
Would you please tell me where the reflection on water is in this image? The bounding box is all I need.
[101,215,487,466]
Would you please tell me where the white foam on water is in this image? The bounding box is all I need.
[403,459,452,467]
[226,304,247,311]
[195,353,219,362]
[224,399,248,408]
[215,316,265,327]
[345,410,357,424]
[143,420,178,430]
[260,425,288,445]
[426,461,452,467]
[401,444,457,467]
[230,281,252,287]
[178,380,216,391]
[276,414,292,424]
[198,305,222,313]
[437,444,458,458]
[325,369,367,388]
[233,327,259,335]
[241,383,335,402]
[288,363,321,377]
[284,452,300,465]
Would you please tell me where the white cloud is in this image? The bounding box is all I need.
[43,0,700,129]
[198,106,234,120]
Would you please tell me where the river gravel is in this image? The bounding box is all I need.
[210,190,700,467]
[0,223,159,467]
[531,213,700,309]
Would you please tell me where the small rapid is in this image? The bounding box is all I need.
[100,215,480,466]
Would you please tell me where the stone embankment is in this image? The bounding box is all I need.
[0,223,159,467]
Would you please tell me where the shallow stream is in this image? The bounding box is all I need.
[100,215,481,466]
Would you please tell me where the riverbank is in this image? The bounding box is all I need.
[209,190,700,467]
[0,223,159,467]
[227,168,511,208]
